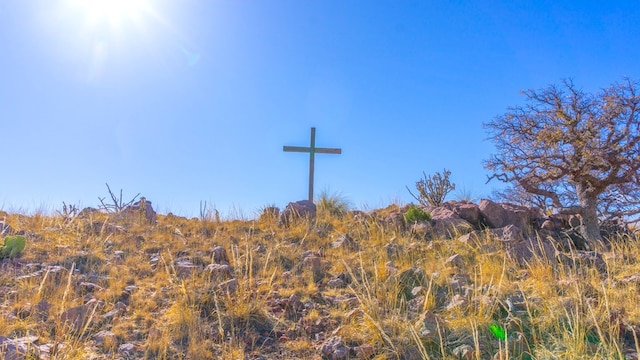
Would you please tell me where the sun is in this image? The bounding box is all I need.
[69,0,152,29]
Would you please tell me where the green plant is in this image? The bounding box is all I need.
[0,235,26,258]
[406,169,456,207]
[404,205,431,224]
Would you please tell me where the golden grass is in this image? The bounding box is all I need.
[0,206,638,359]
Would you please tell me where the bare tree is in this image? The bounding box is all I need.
[485,79,640,249]
[491,184,555,213]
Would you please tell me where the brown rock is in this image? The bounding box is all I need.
[431,207,473,239]
[330,233,359,250]
[219,278,238,294]
[211,246,229,265]
[414,310,446,342]
[479,199,510,228]
[206,263,232,280]
[60,299,104,333]
[453,203,482,227]
[320,336,349,360]
[410,221,433,239]
[445,254,465,268]
[279,200,316,226]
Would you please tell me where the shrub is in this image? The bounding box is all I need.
[316,190,351,217]
[0,235,26,259]
[404,205,431,224]
[406,169,455,207]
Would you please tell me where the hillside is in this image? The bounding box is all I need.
[1,199,639,360]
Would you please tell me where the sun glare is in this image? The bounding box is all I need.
[70,0,151,28]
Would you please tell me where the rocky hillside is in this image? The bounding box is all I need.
[1,198,639,359]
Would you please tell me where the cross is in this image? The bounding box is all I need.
[283,127,342,202]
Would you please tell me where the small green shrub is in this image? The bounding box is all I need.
[0,235,26,259]
[404,205,431,224]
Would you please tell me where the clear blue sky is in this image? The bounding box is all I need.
[1,1,639,217]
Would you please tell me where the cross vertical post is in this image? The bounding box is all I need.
[308,127,316,203]
[283,127,342,203]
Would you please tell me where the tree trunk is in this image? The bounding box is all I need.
[576,184,601,250]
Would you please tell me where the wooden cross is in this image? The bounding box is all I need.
[283,127,342,202]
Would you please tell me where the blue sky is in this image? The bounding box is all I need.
[1,1,639,217]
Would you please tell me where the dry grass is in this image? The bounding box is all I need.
[0,205,639,359]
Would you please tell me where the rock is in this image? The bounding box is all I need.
[453,203,482,227]
[479,199,537,231]
[320,336,350,360]
[0,336,27,360]
[385,261,398,276]
[411,286,425,297]
[502,203,542,227]
[410,221,433,239]
[35,301,50,321]
[113,251,125,261]
[0,221,14,236]
[92,330,117,349]
[211,246,230,265]
[79,282,104,293]
[430,207,473,239]
[505,238,556,266]
[219,278,238,294]
[452,344,476,360]
[353,344,375,359]
[327,278,345,288]
[87,221,126,235]
[330,233,359,251]
[60,299,104,332]
[77,207,100,218]
[279,200,316,226]
[395,267,426,300]
[479,199,510,228]
[458,231,482,246]
[414,310,446,342]
[491,224,525,243]
[206,263,232,280]
[617,273,640,285]
[540,219,556,231]
[384,241,402,258]
[407,296,426,313]
[446,294,467,310]
[119,343,135,355]
[445,254,465,268]
[298,255,325,282]
[121,197,157,224]
[174,257,199,278]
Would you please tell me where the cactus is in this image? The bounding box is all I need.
[0,235,25,259]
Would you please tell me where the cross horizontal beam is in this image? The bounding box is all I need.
[283,146,342,154]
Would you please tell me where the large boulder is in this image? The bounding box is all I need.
[452,202,482,228]
[279,200,316,226]
[430,207,473,239]
[479,199,509,228]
